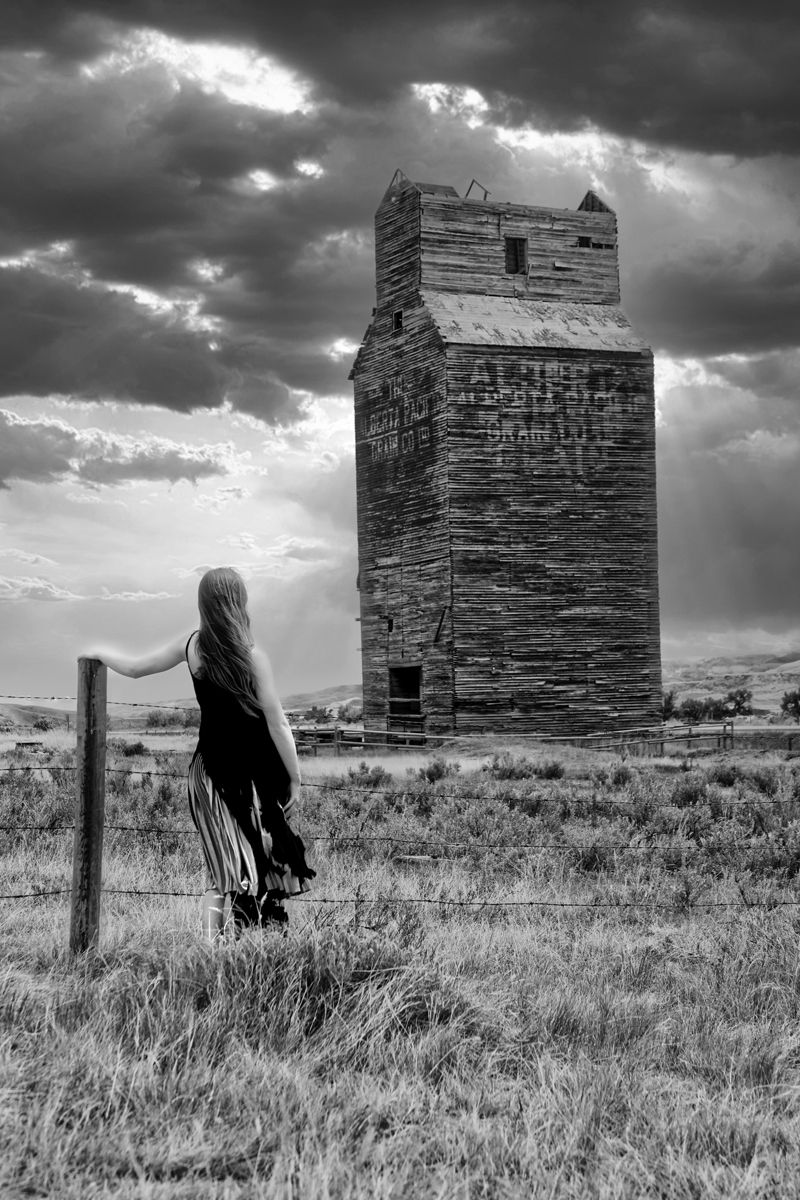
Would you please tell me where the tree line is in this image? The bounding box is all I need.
[663,687,800,722]
[144,702,365,728]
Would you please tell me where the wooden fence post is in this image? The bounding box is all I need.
[333,724,341,757]
[69,657,107,953]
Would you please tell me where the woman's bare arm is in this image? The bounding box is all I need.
[251,645,301,814]
[81,632,191,679]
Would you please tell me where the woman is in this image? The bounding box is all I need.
[86,567,314,941]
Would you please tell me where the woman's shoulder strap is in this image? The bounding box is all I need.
[185,630,199,661]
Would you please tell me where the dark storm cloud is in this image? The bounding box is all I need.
[711,349,800,401]
[0,265,228,409]
[4,0,799,156]
[628,242,800,358]
[0,47,382,409]
[0,40,529,408]
[0,72,335,288]
[0,3,798,421]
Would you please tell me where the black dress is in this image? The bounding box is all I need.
[185,633,314,908]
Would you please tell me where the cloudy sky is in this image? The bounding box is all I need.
[1,1,798,702]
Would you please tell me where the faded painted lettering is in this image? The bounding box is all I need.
[371,433,399,462]
[362,385,437,464]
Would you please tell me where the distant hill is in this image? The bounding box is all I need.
[1,682,363,730]
[662,653,800,716]
[664,653,800,682]
[281,683,362,713]
[0,702,75,729]
[167,682,363,714]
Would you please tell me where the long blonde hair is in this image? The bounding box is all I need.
[196,568,261,716]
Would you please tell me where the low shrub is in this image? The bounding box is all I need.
[705,762,739,788]
[145,709,184,728]
[629,783,656,828]
[670,774,708,809]
[740,765,781,798]
[486,753,536,781]
[610,764,634,788]
[499,786,543,819]
[346,760,394,790]
[535,759,565,780]
[417,756,460,783]
[122,740,148,758]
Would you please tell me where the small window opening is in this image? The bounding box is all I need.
[577,236,614,250]
[392,309,404,333]
[388,666,421,716]
[504,237,527,274]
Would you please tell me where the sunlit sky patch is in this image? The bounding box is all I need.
[412,83,489,129]
[296,160,325,178]
[82,27,315,114]
[246,169,280,192]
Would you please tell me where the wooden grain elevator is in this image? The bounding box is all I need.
[349,170,661,735]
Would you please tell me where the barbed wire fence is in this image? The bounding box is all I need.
[3,671,800,925]
[3,763,800,911]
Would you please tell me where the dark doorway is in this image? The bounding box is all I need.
[388,665,422,731]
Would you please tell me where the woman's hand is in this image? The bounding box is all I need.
[283,778,301,820]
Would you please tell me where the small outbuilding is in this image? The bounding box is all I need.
[350,171,661,735]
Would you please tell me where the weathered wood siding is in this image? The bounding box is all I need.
[353,293,455,733]
[352,176,661,736]
[370,177,620,310]
[445,345,661,733]
[420,196,620,305]
[374,178,421,312]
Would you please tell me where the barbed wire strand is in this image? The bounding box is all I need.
[0,888,72,900]
[3,820,800,859]
[4,886,800,910]
[0,693,196,711]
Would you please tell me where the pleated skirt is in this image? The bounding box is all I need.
[187,752,311,898]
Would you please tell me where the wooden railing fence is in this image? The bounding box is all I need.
[291,720,739,757]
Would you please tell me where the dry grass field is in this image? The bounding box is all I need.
[3,732,800,1198]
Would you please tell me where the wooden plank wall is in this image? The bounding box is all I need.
[446,345,661,734]
[354,176,660,736]
[353,288,456,733]
[420,196,620,305]
[375,178,421,311]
